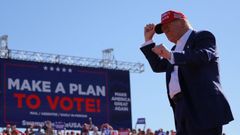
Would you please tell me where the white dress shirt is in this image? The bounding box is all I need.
[168,29,192,98]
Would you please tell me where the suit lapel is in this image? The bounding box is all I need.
[183,30,196,51]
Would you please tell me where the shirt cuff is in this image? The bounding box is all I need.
[141,40,154,47]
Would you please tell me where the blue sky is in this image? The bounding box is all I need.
[1,0,239,134]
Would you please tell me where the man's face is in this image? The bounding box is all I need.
[161,19,182,43]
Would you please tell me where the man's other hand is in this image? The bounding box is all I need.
[152,44,171,60]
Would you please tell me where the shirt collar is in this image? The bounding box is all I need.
[176,29,193,46]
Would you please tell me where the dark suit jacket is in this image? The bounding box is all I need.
[140,30,234,130]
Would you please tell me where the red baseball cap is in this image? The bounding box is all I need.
[155,10,186,34]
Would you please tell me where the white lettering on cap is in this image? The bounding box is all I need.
[162,15,169,22]
[161,11,170,18]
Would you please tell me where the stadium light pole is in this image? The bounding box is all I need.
[0,35,9,58]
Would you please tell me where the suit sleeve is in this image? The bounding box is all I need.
[173,31,218,66]
[140,43,169,73]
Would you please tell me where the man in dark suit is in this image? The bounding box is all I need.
[140,10,234,135]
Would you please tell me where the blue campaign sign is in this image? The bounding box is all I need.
[136,118,146,124]
[0,59,132,129]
